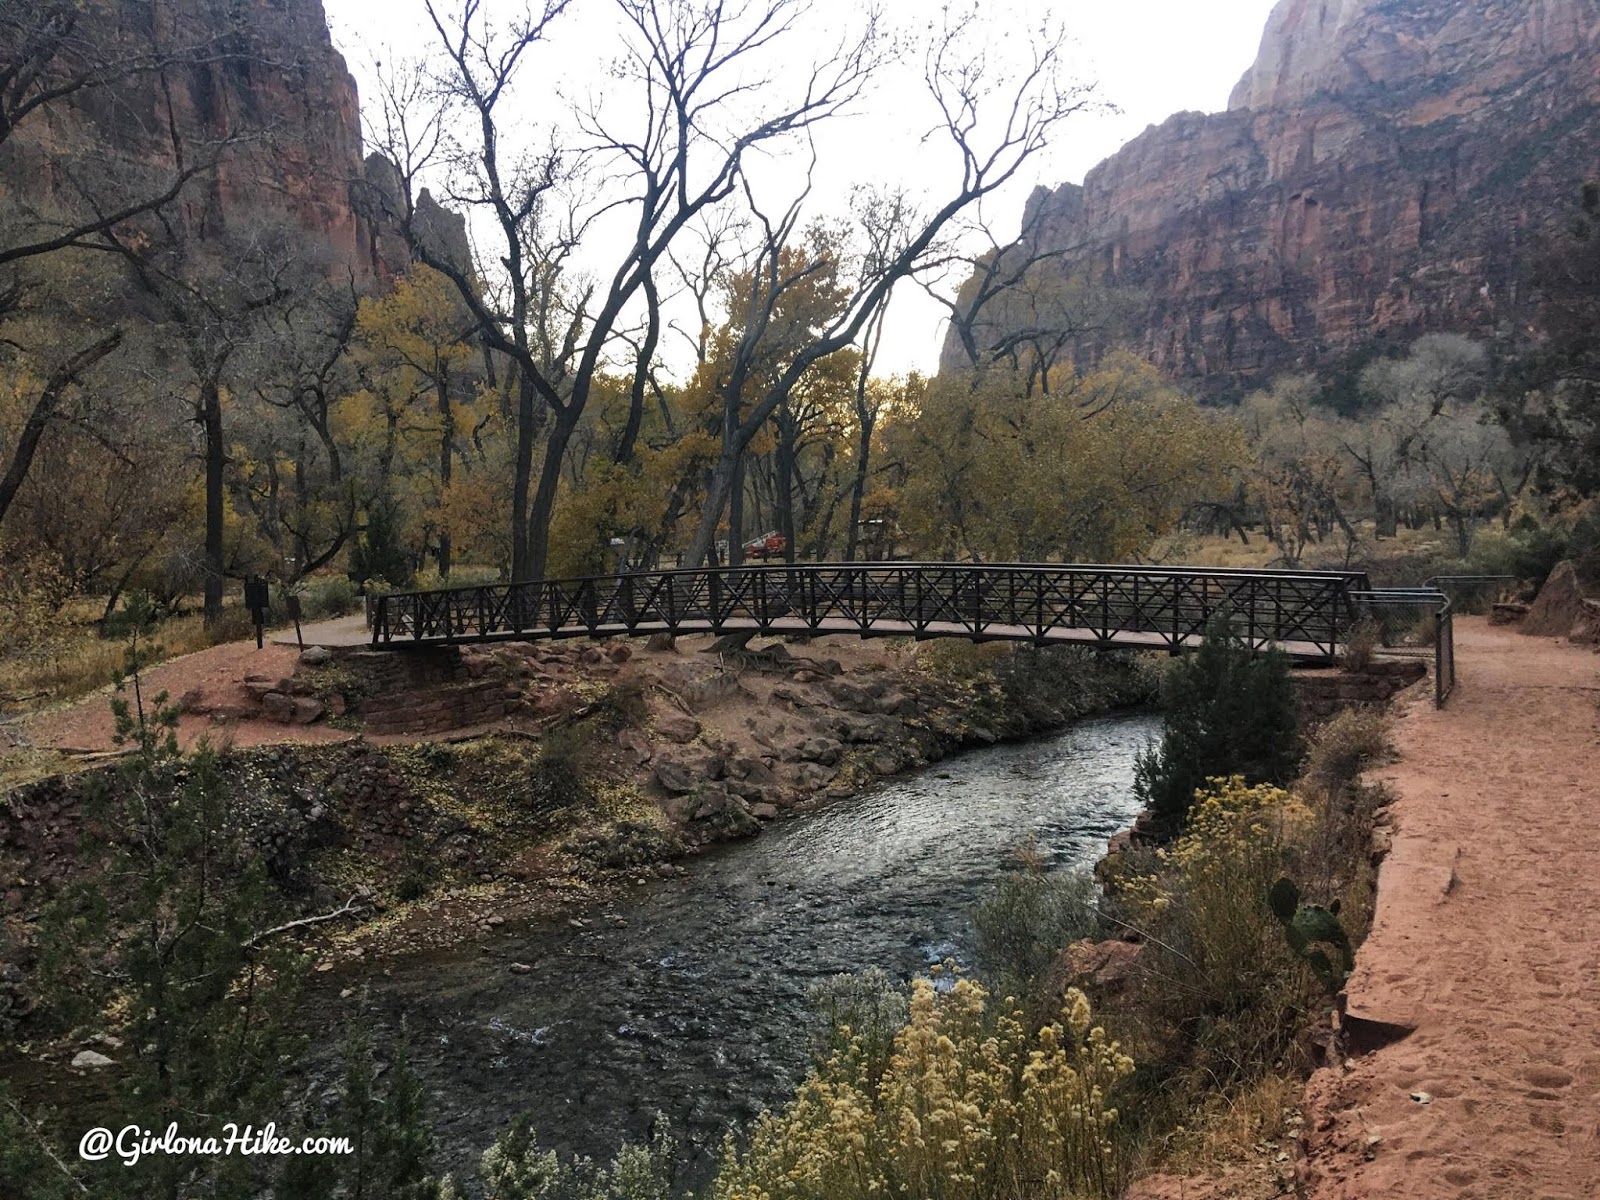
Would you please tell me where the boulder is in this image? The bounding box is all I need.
[177,688,208,714]
[728,756,777,785]
[824,680,878,712]
[678,670,745,712]
[1060,938,1144,995]
[607,644,633,664]
[750,802,779,820]
[794,737,843,766]
[261,692,296,723]
[618,728,653,765]
[831,713,898,744]
[654,759,700,795]
[300,646,334,666]
[655,714,701,744]
[688,788,760,840]
[1489,601,1530,626]
[792,762,838,791]
[290,697,325,725]
[71,1050,115,1070]
[1523,561,1597,639]
[1571,602,1600,645]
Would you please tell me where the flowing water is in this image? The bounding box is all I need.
[341,711,1158,1187]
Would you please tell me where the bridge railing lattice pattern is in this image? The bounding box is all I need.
[371,563,1372,665]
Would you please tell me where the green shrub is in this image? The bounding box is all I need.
[1339,618,1381,670]
[806,968,908,1089]
[301,574,361,620]
[1118,779,1313,1094]
[974,857,1100,992]
[1134,616,1302,828]
[456,1114,675,1200]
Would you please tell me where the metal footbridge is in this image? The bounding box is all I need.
[368,563,1397,667]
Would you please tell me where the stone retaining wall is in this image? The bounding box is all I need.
[1293,659,1428,723]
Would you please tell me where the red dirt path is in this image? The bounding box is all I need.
[20,640,353,752]
[1303,618,1600,1199]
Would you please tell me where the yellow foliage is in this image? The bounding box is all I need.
[887,358,1244,562]
[713,978,1132,1200]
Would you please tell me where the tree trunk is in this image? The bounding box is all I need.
[728,451,747,568]
[684,451,739,569]
[201,373,226,625]
[775,406,797,564]
[524,408,578,583]
[437,362,453,580]
[1374,496,1398,539]
[510,366,537,581]
[0,330,123,528]
[844,414,874,563]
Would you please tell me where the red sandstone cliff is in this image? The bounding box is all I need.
[1,0,415,283]
[947,0,1600,395]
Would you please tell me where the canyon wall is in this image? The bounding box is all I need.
[946,0,1600,396]
[1,0,422,282]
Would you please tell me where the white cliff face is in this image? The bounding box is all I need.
[1230,0,1600,113]
[1229,0,1375,111]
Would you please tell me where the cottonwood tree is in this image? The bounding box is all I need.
[101,217,312,622]
[920,202,1125,392]
[678,7,1093,567]
[1503,183,1600,495]
[889,357,1241,562]
[1240,374,1356,565]
[371,0,881,582]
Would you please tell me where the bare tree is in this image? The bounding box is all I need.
[371,0,880,582]
[679,7,1090,567]
[102,217,311,621]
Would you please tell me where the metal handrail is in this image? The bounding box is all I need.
[1351,587,1455,707]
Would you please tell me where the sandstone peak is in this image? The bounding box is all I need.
[947,0,1600,395]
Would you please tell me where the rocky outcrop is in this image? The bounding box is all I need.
[1522,560,1600,641]
[947,0,1600,396]
[2,0,415,283]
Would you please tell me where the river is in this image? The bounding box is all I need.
[344,710,1158,1189]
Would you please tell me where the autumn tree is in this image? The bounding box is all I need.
[889,355,1242,562]
[372,0,886,583]
[678,8,1092,568]
[343,266,482,580]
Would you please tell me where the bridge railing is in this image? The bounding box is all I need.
[371,563,1371,664]
[1349,587,1456,706]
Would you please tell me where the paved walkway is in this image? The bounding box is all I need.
[1305,618,1600,1199]
[273,614,370,648]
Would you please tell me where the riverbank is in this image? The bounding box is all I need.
[0,636,1155,1079]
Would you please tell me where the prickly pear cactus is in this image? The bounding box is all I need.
[1269,877,1353,994]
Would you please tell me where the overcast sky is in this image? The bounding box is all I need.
[324,0,1282,376]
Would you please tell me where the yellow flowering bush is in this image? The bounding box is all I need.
[713,979,1133,1200]
[1114,777,1320,1095]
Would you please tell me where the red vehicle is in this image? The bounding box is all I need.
[742,531,787,560]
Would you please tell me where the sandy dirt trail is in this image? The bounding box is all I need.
[1305,618,1600,1199]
